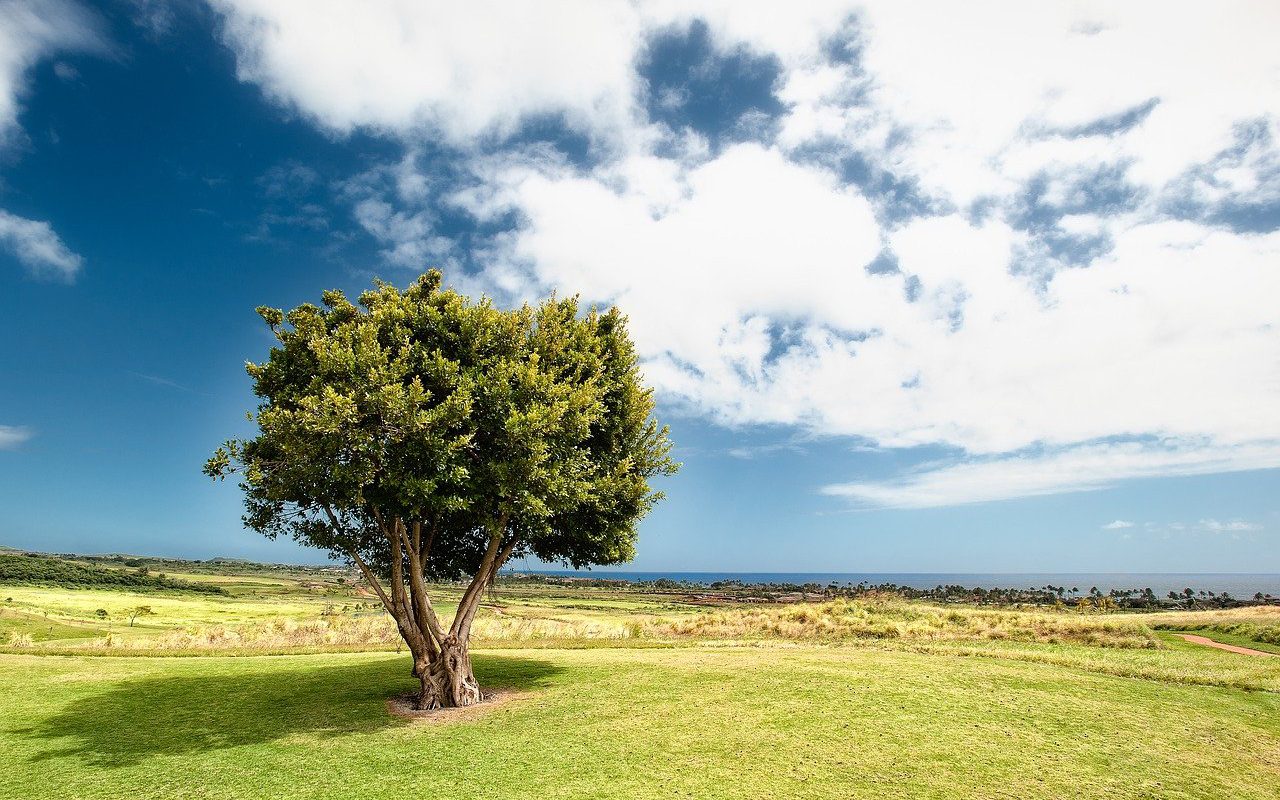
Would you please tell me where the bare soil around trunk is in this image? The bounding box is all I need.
[385,688,527,722]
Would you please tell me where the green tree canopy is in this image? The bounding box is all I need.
[206,270,676,707]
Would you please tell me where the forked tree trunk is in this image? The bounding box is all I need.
[342,513,514,711]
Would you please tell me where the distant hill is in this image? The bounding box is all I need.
[0,553,229,595]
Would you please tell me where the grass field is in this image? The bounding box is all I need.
[3,647,1278,799]
[3,558,1280,798]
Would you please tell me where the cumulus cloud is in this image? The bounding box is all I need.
[0,425,33,450]
[0,210,83,280]
[467,182,1280,462]
[784,1,1280,209]
[207,1,1280,506]
[210,0,648,147]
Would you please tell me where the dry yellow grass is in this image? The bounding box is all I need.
[1146,604,1280,629]
[45,596,1255,654]
[649,596,1159,648]
[83,616,401,651]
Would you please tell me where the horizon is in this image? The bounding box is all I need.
[1,2,1278,572]
[7,545,1280,598]
[7,543,1280,581]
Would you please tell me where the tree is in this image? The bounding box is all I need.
[128,606,154,627]
[205,271,677,709]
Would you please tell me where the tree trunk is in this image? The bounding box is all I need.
[416,635,481,709]
[343,517,510,711]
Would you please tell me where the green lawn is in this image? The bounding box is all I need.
[2,646,1278,799]
[0,607,103,643]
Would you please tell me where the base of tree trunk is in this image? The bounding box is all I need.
[414,641,481,710]
[386,688,524,721]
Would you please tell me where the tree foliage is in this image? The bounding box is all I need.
[205,270,676,706]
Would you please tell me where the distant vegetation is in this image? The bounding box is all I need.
[511,574,1279,610]
[0,553,228,595]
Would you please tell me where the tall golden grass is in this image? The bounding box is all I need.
[649,596,1159,648]
[90,616,401,651]
[76,595,1162,651]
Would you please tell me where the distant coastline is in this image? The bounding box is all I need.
[509,570,1280,598]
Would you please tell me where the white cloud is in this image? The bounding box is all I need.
[460,143,885,403]
[726,441,806,460]
[0,425,33,450]
[0,0,104,146]
[1200,518,1262,533]
[1102,520,1134,530]
[208,1,1280,506]
[210,0,648,147]
[0,0,100,280]
[0,209,83,280]
[821,439,1280,509]
[465,189,1280,461]
[786,1,1280,208]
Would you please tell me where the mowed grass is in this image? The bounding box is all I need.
[2,646,1278,800]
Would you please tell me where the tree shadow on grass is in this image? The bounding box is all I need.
[18,653,560,768]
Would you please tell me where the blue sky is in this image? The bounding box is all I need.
[1,1,1277,571]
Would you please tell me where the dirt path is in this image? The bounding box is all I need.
[1174,633,1279,657]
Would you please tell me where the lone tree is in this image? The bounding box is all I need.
[205,271,676,708]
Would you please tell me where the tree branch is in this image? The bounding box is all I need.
[332,506,429,660]
[451,514,510,640]
[345,546,392,612]
[401,520,445,645]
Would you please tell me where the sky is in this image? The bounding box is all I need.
[0,0,1278,572]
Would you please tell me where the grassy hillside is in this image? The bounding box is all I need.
[0,554,228,596]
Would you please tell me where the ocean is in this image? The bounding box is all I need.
[511,571,1280,597]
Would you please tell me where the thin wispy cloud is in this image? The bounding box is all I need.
[0,210,83,280]
[726,441,806,460]
[127,371,202,394]
[820,439,1280,509]
[1102,520,1134,530]
[1200,518,1262,533]
[0,424,33,450]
